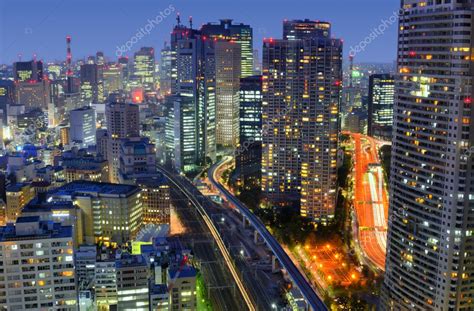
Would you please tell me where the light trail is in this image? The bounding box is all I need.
[158,167,256,311]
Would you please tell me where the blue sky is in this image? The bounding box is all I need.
[0,0,399,64]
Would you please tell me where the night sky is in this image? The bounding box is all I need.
[1,0,399,65]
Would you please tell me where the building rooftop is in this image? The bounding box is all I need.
[51,180,139,197]
[0,217,72,242]
[168,265,197,279]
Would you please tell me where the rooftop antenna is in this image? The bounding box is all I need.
[189,16,193,29]
[176,12,181,26]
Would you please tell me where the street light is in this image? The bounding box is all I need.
[271,303,277,309]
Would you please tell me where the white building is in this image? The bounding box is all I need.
[0,216,77,310]
[382,1,474,310]
[70,106,96,148]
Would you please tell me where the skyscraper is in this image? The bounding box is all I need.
[70,106,96,147]
[368,74,394,140]
[105,102,140,182]
[13,60,43,83]
[159,43,175,97]
[236,75,262,188]
[382,1,474,310]
[201,19,254,78]
[261,20,342,221]
[80,63,99,104]
[166,22,217,172]
[215,41,241,147]
[133,47,155,92]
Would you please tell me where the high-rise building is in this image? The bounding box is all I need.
[201,19,254,78]
[215,41,241,147]
[103,64,124,96]
[368,73,394,140]
[15,79,50,111]
[105,102,140,182]
[70,106,96,147]
[382,1,474,310]
[159,43,175,97]
[50,180,142,245]
[80,63,99,104]
[261,20,342,221]
[13,60,43,83]
[0,216,77,310]
[236,75,262,188]
[136,175,171,226]
[133,47,155,92]
[167,23,217,171]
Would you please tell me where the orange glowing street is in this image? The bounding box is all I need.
[350,133,389,270]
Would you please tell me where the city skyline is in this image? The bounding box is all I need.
[1,0,399,64]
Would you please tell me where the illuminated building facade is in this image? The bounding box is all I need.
[159,44,175,97]
[105,102,140,183]
[382,1,474,310]
[80,63,99,104]
[51,181,142,245]
[201,19,254,78]
[215,41,241,147]
[137,176,170,226]
[236,75,262,188]
[70,106,96,147]
[133,47,155,92]
[368,74,394,140]
[262,20,342,221]
[167,23,217,172]
[5,183,34,223]
[0,216,77,310]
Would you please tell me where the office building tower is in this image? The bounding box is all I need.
[0,216,77,310]
[136,176,171,226]
[76,245,97,291]
[5,183,34,223]
[51,181,142,245]
[215,41,241,147]
[116,254,149,311]
[159,43,175,97]
[236,75,262,188]
[105,102,140,182]
[70,106,96,147]
[118,56,130,85]
[382,1,474,310]
[201,19,254,78]
[261,20,342,221]
[166,95,198,172]
[0,80,14,122]
[168,24,217,171]
[80,63,99,104]
[103,63,124,96]
[368,73,394,140]
[133,47,155,92]
[15,79,50,111]
[13,60,43,83]
[95,260,118,307]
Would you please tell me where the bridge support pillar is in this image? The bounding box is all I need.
[271,255,280,273]
[254,230,264,245]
